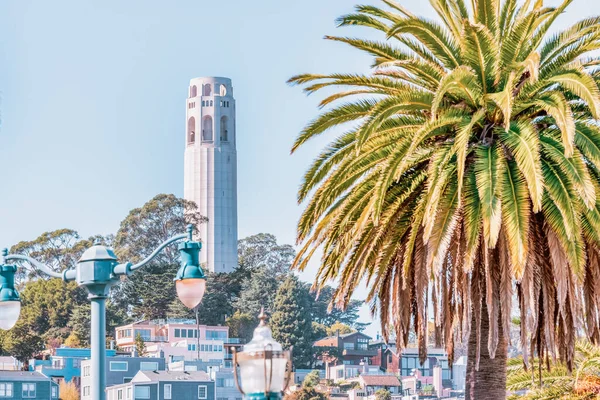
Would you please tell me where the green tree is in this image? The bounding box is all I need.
[112,194,206,320]
[226,311,256,342]
[507,341,600,399]
[234,266,280,318]
[289,0,600,398]
[374,389,391,400]
[1,321,44,363]
[325,322,354,337]
[67,304,91,347]
[309,286,364,329]
[134,333,147,357]
[64,332,83,348]
[285,387,328,400]
[271,275,313,368]
[238,233,295,277]
[302,371,321,388]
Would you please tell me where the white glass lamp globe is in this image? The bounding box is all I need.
[237,311,290,395]
[176,278,206,309]
[0,301,21,330]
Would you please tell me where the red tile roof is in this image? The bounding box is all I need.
[360,375,401,387]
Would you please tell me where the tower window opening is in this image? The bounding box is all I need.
[202,100,205,107]
[187,117,196,144]
[220,116,228,142]
[220,84,227,96]
[202,116,213,141]
[203,84,212,96]
[210,100,213,106]
[190,85,197,97]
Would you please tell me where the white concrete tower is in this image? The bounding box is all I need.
[184,77,238,273]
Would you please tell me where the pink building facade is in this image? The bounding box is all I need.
[115,320,229,363]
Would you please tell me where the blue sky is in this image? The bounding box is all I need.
[0,0,596,338]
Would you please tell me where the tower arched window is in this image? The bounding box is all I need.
[187,117,196,144]
[220,116,228,142]
[203,84,212,96]
[202,116,213,141]
[190,85,197,98]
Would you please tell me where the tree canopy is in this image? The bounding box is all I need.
[290,2,600,397]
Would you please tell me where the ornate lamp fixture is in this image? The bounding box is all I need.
[232,308,293,400]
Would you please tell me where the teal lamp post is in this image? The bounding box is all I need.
[232,308,293,400]
[0,263,20,330]
[0,224,205,400]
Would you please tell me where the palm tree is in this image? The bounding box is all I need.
[507,341,600,399]
[289,0,600,398]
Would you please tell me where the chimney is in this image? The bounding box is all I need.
[110,341,115,350]
[433,365,443,398]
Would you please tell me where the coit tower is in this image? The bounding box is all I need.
[184,77,238,273]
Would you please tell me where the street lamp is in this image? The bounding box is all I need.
[0,224,205,400]
[232,308,293,400]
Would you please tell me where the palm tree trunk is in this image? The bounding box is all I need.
[465,290,508,399]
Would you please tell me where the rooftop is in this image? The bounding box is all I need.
[360,374,402,387]
[0,371,52,382]
[133,370,211,383]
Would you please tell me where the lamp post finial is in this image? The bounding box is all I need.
[258,307,267,326]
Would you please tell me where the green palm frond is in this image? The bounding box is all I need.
[290,0,600,379]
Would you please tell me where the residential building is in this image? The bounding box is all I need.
[314,332,376,366]
[359,374,402,396]
[168,360,222,373]
[80,356,166,399]
[451,356,467,391]
[115,320,228,364]
[29,347,117,386]
[184,76,238,274]
[208,367,242,400]
[0,371,59,400]
[105,370,215,400]
[0,357,21,371]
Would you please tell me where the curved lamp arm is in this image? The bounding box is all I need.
[129,224,194,272]
[2,251,64,280]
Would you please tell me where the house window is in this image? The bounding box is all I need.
[134,329,151,341]
[117,389,123,400]
[164,384,172,400]
[198,385,207,399]
[220,116,228,142]
[83,386,90,396]
[343,342,355,350]
[188,117,196,144]
[127,387,132,400]
[188,344,196,351]
[140,362,158,371]
[134,386,150,399]
[22,383,36,398]
[175,329,181,338]
[73,359,81,368]
[202,116,213,141]
[181,330,187,338]
[110,361,128,371]
[0,383,13,397]
[206,330,227,340]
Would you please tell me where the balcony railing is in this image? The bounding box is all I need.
[342,348,377,357]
